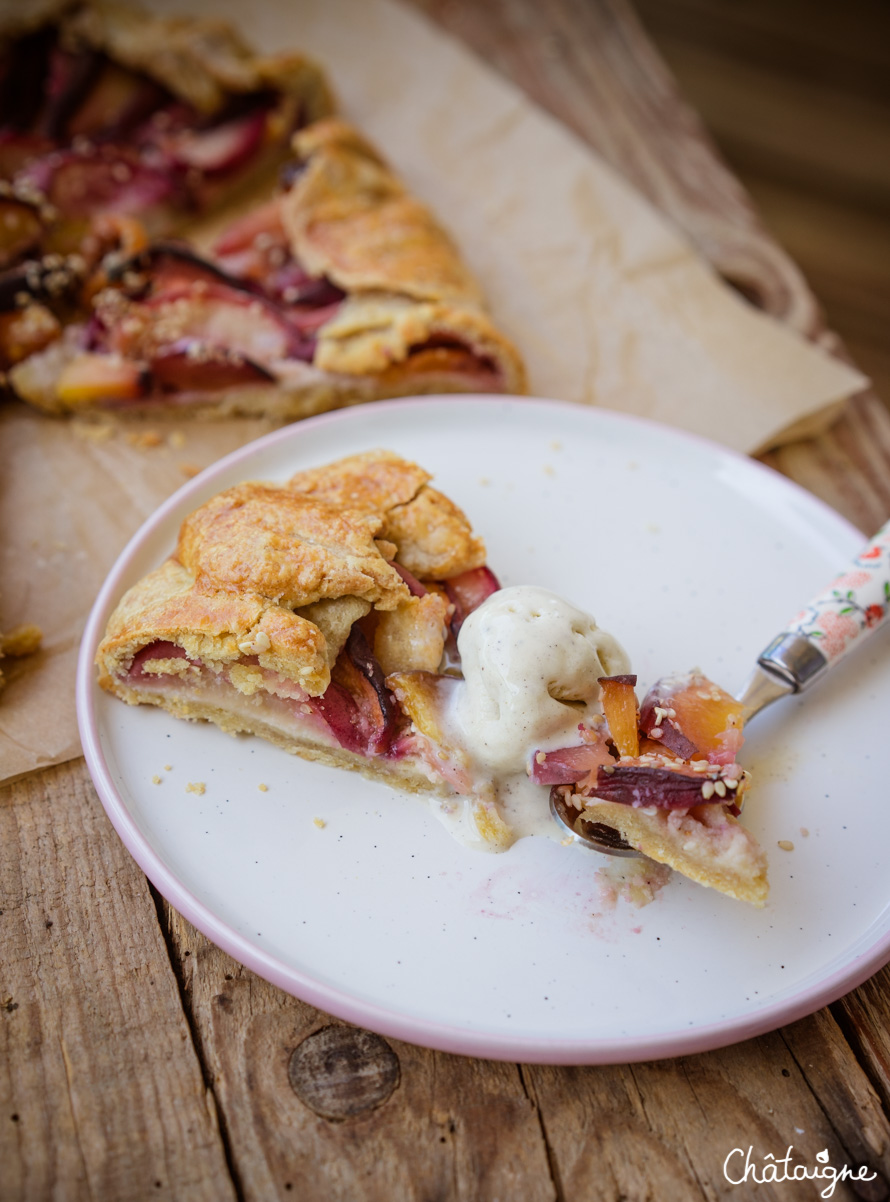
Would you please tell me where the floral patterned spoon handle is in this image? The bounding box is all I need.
[557,521,890,858]
[745,518,890,708]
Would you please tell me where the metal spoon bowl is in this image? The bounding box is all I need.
[549,787,639,855]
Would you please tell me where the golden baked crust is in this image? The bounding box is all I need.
[382,487,486,580]
[282,121,526,392]
[96,450,483,701]
[287,448,431,515]
[283,119,481,304]
[96,557,332,695]
[176,482,407,609]
[287,448,486,579]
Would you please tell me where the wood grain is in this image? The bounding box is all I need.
[415,0,821,333]
[833,968,890,1116]
[523,1022,890,1201]
[0,763,236,1202]
[157,900,557,1201]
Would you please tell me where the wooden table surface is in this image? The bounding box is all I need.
[3,2,890,1199]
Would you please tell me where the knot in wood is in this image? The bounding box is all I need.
[287,1025,400,1120]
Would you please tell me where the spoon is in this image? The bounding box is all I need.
[550,518,890,856]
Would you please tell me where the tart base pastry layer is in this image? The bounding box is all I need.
[110,674,454,800]
[581,797,769,907]
[10,342,514,420]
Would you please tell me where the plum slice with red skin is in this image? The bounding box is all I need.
[126,640,190,680]
[125,635,401,759]
[445,566,500,636]
[163,108,268,175]
[317,628,397,756]
[280,278,345,309]
[133,245,322,343]
[105,245,318,365]
[345,626,397,753]
[282,300,343,338]
[111,243,260,299]
[392,563,428,597]
[639,697,698,760]
[529,740,613,786]
[314,678,370,756]
[212,203,345,313]
[149,343,275,392]
[213,198,285,257]
[639,672,745,765]
[20,147,182,219]
[587,763,741,810]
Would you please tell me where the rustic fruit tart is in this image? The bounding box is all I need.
[96,450,511,837]
[4,99,525,412]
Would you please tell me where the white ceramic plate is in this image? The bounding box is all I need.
[78,397,890,1064]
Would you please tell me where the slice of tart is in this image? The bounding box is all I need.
[10,119,526,414]
[95,449,513,842]
[536,673,768,906]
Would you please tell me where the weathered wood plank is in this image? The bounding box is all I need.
[4,4,889,1201]
[0,762,237,1202]
[523,1019,890,1200]
[159,902,557,1201]
[781,1010,890,1195]
[832,968,890,1115]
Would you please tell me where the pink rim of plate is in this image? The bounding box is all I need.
[77,395,890,1065]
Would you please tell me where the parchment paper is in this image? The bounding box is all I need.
[0,0,867,784]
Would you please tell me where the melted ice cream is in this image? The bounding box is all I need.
[451,586,630,776]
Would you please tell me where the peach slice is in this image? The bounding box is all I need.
[599,674,639,758]
[640,671,745,765]
[56,352,147,406]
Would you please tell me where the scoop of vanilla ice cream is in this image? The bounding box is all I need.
[451,586,630,775]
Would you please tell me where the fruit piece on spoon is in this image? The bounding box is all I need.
[545,670,767,906]
[598,674,640,758]
[639,670,745,765]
